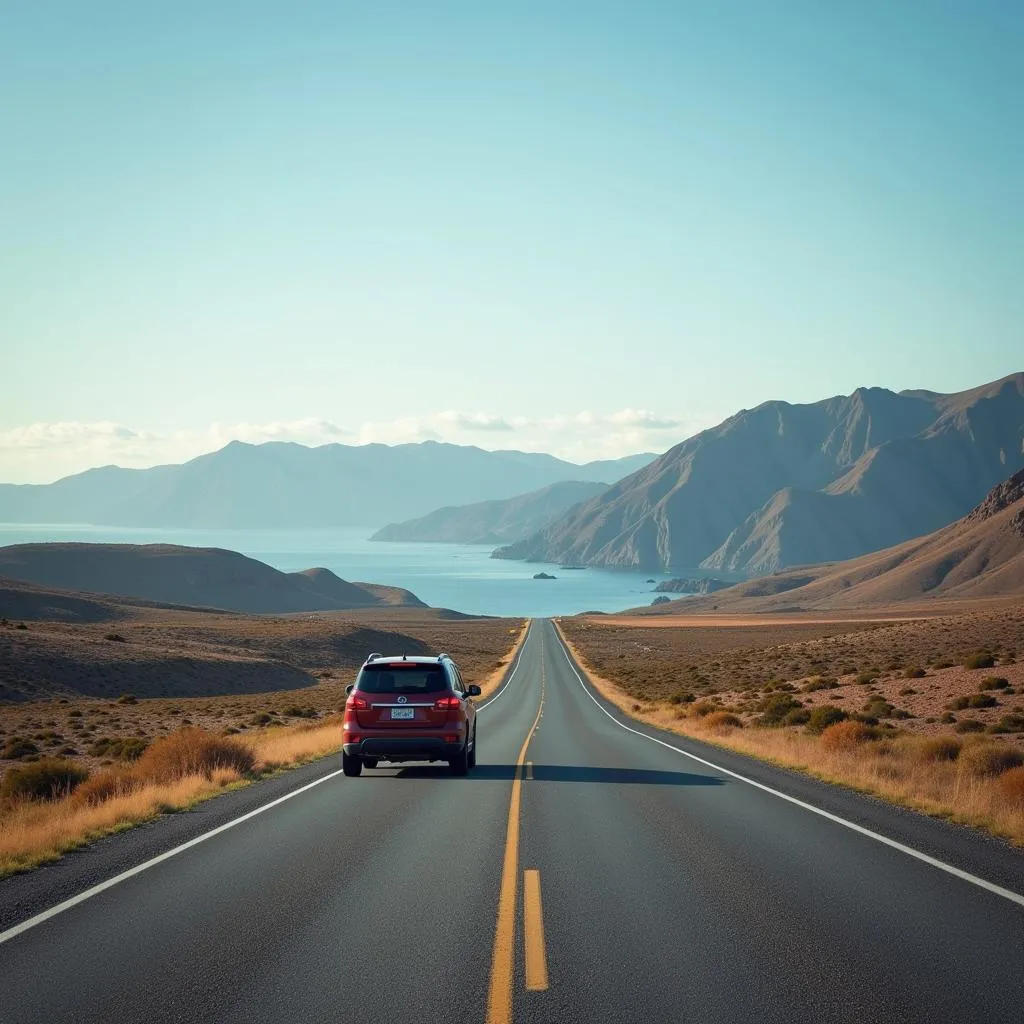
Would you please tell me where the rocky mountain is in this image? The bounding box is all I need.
[643,466,1024,612]
[371,480,608,544]
[0,442,656,529]
[495,373,1024,573]
[0,543,425,614]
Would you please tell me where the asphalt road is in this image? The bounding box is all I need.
[2,618,1024,1023]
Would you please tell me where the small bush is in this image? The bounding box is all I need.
[755,693,803,727]
[820,721,875,751]
[2,739,39,759]
[903,667,926,679]
[968,693,997,709]
[997,766,1024,807]
[73,766,142,805]
[105,633,127,643]
[115,693,138,704]
[948,696,971,711]
[689,701,718,718]
[979,677,1009,691]
[963,652,996,670]
[282,705,316,718]
[954,719,986,734]
[914,736,961,762]
[863,699,895,719]
[784,708,811,726]
[806,705,849,734]
[899,687,917,696]
[958,742,1024,777]
[802,677,838,693]
[88,737,148,761]
[855,672,876,685]
[994,714,1024,733]
[704,711,743,730]
[932,659,954,670]
[67,709,83,718]
[1,758,89,801]
[134,728,255,783]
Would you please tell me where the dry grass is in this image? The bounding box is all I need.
[0,718,364,876]
[556,622,1024,846]
[0,770,244,876]
[249,718,346,771]
[0,613,527,876]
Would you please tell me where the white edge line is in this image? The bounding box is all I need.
[0,619,533,947]
[551,622,1024,910]
[0,767,347,947]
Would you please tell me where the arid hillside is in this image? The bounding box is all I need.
[496,373,1024,573]
[643,467,1024,614]
[0,577,520,704]
[371,479,608,544]
[0,543,424,614]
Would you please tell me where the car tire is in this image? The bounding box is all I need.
[342,752,363,777]
[449,746,469,777]
[467,728,477,770]
[363,758,379,770]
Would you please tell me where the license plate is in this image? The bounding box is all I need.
[390,707,415,720]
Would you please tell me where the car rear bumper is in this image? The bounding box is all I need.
[344,736,466,762]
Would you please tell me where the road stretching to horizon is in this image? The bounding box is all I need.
[2,619,1024,1023]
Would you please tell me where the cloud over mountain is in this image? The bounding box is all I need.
[0,408,695,484]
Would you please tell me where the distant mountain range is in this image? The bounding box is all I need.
[495,373,1024,574]
[0,543,425,614]
[0,442,656,529]
[640,466,1024,612]
[371,480,609,544]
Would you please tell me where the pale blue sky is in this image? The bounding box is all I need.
[2,1,1021,481]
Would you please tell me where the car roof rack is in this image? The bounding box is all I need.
[366,652,383,662]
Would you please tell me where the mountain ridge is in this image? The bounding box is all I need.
[495,373,1024,573]
[637,466,1024,612]
[371,480,609,544]
[0,442,656,529]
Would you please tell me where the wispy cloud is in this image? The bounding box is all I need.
[0,408,708,483]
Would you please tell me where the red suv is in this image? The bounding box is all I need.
[342,653,481,776]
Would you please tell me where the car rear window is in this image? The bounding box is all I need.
[357,663,448,694]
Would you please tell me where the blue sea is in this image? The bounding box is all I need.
[0,524,733,618]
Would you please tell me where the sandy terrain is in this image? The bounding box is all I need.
[561,603,1024,749]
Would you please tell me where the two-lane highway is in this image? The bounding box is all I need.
[2,619,1024,1023]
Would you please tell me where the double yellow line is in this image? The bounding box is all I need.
[485,642,548,1024]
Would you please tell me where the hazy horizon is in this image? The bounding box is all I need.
[3,3,1021,483]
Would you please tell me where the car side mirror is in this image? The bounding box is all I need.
[467,684,482,697]
[345,683,355,696]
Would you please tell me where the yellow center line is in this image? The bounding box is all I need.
[523,869,549,991]
[485,639,546,1024]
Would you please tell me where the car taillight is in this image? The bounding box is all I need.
[434,695,461,710]
[343,695,368,727]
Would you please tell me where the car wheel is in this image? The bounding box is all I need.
[449,746,469,776]
[467,728,477,770]
[342,752,363,777]
[363,758,379,770]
